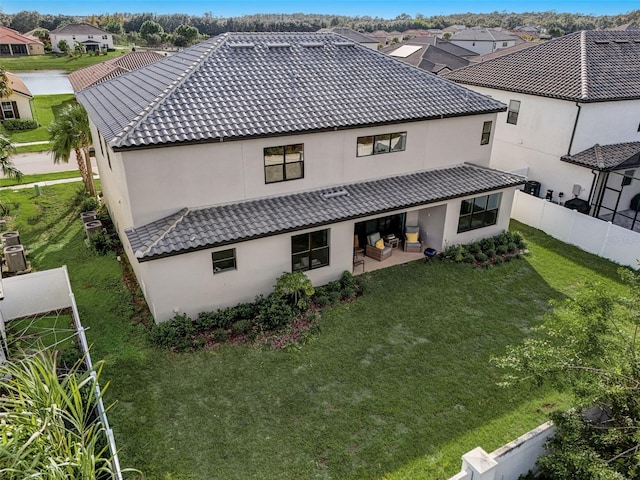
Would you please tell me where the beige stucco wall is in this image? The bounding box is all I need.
[135,187,514,322]
[9,93,33,120]
[28,42,44,55]
[117,114,497,227]
[51,32,114,52]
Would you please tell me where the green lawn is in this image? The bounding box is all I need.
[0,94,77,147]
[0,171,83,187]
[3,183,631,480]
[0,50,126,72]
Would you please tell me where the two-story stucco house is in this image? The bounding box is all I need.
[50,24,113,53]
[446,30,640,229]
[76,32,525,323]
[449,28,520,55]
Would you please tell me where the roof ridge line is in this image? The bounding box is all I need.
[580,30,589,100]
[134,207,190,258]
[112,35,228,148]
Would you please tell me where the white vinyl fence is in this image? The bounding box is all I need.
[0,266,123,480]
[512,190,639,269]
[449,422,554,480]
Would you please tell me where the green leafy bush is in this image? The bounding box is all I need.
[496,244,508,255]
[87,230,114,255]
[2,118,38,131]
[475,252,487,263]
[507,242,517,253]
[231,319,251,335]
[256,294,295,330]
[462,253,475,264]
[79,196,99,212]
[148,313,194,351]
[493,255,504,265]
[210,328,229,343]
[273,271,315,311]
[485,248,496,258]
[479,237,495,252]
[468,242,481,255]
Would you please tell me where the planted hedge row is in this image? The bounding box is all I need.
[149,270,364,352]
[441,230,527,267]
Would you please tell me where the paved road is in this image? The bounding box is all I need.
[10,151,98,176]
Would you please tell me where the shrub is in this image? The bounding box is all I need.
[256,294,295,330]
[493,255,504,265]
[210,328,229,343]
[507,242,518,253]
[485,248,496,258]
[341,287,356,300]
[2,118,38,131]
[231,319,251,335]
[468,242,481,255]
[273,271,315,311]
[148,313,194,351]
[480,237,495,252]
[462,253,475,264]
[315,294,330,307]
[496,244,508,255]
[339,271,356,291]
[87,230,115,255]
[475,252,487,263]
[328,290,341,305]
[80,196,99,212]
[195,311,224,330]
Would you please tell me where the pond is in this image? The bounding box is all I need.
[14,70,73,95]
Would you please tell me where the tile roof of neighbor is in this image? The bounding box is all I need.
[470,42,540,63]
[69,51,166,92]
[561,142,640,171]
[318,27,379,43]
[126,163,525,261]
[0,25,43,45]
[445,31,640,102]
[381,38,470,73]
[50,23,110,35]
[5,72,32,97]
[452,28,519,42]
[76,32,506,150]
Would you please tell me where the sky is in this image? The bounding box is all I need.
[1,0,638,18]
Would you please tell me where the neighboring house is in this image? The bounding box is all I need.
[0,26,44,56]
[49,23,113,53]
[76,32,524,322]
[317,27,379,49]
[380,36,471,74]
[469,42,539,63]
[1,72,34,121]
[450,28,520,55]
[68,51,165,92]
[445,30,640,230]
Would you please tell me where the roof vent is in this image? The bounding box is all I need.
[334,41,356,47]
[321,189,349,199]
[229,43,255,49]
[593,40,610,44]
[301,42,324,48]
[613,39,630,44]
[266,43,291,49]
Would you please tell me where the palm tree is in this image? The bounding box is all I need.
[48,103,96,197]
[0,135,23,215]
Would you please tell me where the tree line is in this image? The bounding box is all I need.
[2,9,640,39]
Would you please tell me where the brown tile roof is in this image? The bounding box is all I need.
[50,23,109,35]
[445,30,640,102]
[68,51,165,92]
[561,142,640,171]
[5,72,32,97]
[0,25,43,45]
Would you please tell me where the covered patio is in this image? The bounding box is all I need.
[353,245,428,274]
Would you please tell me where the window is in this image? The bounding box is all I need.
[264,143,304,183]
[502,41,508,47]
[622,169,635,187]
[1,101,15,119]
[356,131,406,157]
[212,249,236,274]
[88,35,93,39]
[507,100,520,125]
[457,193,501,233]
[102,35,108,39]
[480,121,492,145]
[291,229,329,271]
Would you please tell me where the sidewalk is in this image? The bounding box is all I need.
[0,175,98,191]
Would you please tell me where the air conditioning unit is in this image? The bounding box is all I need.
[4,245,27,273]
[84,220,103,235]
[80,210,97,224]
[1,231,20,247]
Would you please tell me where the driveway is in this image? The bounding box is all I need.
[10,151,98,176]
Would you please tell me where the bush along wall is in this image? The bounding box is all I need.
[441,230,528,269]
[148,271,366,352]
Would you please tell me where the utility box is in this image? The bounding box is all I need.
[80,211,97,224]
[84,220,103,235]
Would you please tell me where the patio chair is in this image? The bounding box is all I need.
[403,226,422,253]
[365,232,392,261]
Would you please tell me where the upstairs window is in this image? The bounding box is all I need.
[480,121,492,145]
[357,132,406,157]
[212,249,237,274]
[264,144,304,183]
[292,229,329,272]
[507,100,521,125]
[458,193,502,233]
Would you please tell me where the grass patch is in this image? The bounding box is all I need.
[14,142,51,153]
[0,50,125,72]
[1,94,77,145]
[0,171,82,187]
[3,185,632,480]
